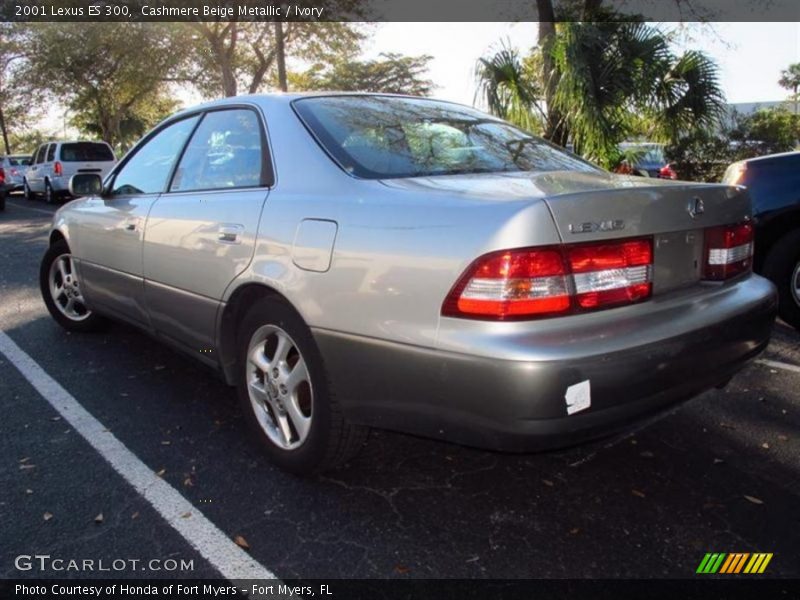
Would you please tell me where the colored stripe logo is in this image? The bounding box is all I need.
[696,553,773,574]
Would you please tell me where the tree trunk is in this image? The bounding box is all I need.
[0,105,10,154]
[274,22,287,92]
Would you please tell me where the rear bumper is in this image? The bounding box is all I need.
[314,274,777,451]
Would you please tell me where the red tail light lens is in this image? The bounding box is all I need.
[703,222,753,281]
[567,239,653,310]
[0,168,4,184]
[442,238,653,321]
[54,161,63,176]
[442,247,570,319]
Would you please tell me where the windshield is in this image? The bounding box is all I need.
[60,142,115,162]
[293,96,600,179]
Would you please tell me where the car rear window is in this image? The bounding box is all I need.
[8,156,30,166]
[59,142,115,162]
[293,96,599,179]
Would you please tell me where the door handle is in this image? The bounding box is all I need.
[218,224,244,244]
[122,218,139,232]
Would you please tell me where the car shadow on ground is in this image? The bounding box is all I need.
[3,313,799,579]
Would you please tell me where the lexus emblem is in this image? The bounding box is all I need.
[687,197,705,219]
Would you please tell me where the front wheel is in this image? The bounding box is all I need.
[236,298,368,474]
[23,180,32,201]
[40,240,107,332]
[763,229,800,330]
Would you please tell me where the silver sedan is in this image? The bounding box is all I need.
[40,94,777,473]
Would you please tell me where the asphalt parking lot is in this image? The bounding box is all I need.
[1,196,799,581]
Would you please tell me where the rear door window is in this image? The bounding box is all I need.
[34,145,47,164]
[46,144,56,162]
[60,142,115,162]
[170,109,266,192]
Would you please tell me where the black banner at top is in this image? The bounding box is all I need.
[1,0,799,22]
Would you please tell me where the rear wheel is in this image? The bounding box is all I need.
[0,190,5,211]
[40,240,107,332]
[23,180,32,201]
[236,298,368,474]
[762,229,800,330]
[44,180,54,204]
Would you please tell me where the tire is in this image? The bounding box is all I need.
[44,180,54,204]
[0,191,5,211]
[23,180,32,201]
[762,229,800,330]
[40,240,107,333]
[236,298,368,474]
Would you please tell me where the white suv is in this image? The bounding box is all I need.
[25,141,116,203]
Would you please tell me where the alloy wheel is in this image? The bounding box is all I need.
[245,325,313,450]
[48,254,91,322]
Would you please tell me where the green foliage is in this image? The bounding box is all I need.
[26,23,190,149]
[551,20,724,167]
[666,107,800,182]
[294,52,434,96]
[184,22,366,97]
[474,42,544,134]
[0,23,44,153]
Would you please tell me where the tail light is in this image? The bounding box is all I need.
[54,161,63,176]
[442,237,653,321]
[10,168,18,177]
[704,222,753,281]
[659,164,678,180]
[0,168,4,184]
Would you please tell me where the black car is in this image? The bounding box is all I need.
[723,151,800,329]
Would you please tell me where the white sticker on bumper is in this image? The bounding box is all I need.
[565,380,591,415]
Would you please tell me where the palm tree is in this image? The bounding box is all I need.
[476,20,724,168]
[474,42,545,134]
[779,63,800,114]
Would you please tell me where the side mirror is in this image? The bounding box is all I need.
[69,173,103,197]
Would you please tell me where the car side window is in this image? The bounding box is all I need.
[169,109,264,193]
[46,144,56,162]
[110,116,200,196]
[34,145,46,164]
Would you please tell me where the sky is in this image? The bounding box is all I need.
[41,21,800,136]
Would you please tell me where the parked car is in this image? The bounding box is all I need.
[25,140,116,203]
[723,151,800,329]
[41,94,777,474]
[0,154,32,211]
[1,154,32,191]
[617,142,678,179]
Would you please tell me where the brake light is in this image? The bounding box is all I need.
[703,222,753,281]
[54,161,63,176]
[442,238,653,320]
[567,239,652,309]
[0,168,4,184]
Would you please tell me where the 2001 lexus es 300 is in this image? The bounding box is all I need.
[41,94,777,473]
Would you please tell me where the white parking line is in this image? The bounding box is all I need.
[756,358,800,375]
[0,329,277,582]
[5,200,57,217]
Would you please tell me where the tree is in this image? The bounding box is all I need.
[295,52,434,96]
[474,43,544,133]
[0,24,43,154]
[533,0,717,145]
[70,92,179,153]
[551,20,724,165]
[184,22,365,97]
[26,23,190,149]
[476,18,724,167]
[779,62,800,114]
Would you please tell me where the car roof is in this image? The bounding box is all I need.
[743,150,800,166]
[169,92,478,121]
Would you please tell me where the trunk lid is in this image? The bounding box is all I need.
[541,179,750,294]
